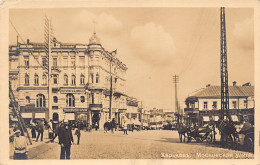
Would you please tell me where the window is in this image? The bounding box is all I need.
[42,57,47,67]
[79,56,85,67]
[191,103,195,108]
[212,101,217,109]
[80,96,85,103]
[42,74,47,85]
[244,100,248,109]
[36,94,46,107]
[26,96,30,104]
[72,75,76,85]
[80,75,85,85]
[232,101,237,109]
[53,75,58,84]
[115,77,117,83]
[25,74,29,85]
[34,74,39,85]
[203,102,208,109]
[66,94,75,107]
[71,56,75,67]
[96,73,99,83]
[64,74,68,85]
[24,56,29,67]
[53,57,57,66]
[53,96,58,103]
[91,93,94,104]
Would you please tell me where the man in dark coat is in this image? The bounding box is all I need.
[36,119,44,142]
[58,120,74,159]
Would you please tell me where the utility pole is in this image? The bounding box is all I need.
[109,56,113,120]
[44,16,54,121]
[220,7,230,122]
[173,75,179,123]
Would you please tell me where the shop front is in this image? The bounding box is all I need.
[20,104,49,124]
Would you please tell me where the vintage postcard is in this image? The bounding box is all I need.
[0,0,259,164]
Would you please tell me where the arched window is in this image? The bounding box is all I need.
[34,74,39,85]
[53,96,58,103]
[64,74,68,85]
[36,94,46,107]
[71,75,76,85]
[80,96,85,103]
[26,96,30,104]
[42,74,47,85]
[25,74,29,85]
[96,73,99,83]
[80,74,85,85]
[66,94,75,107]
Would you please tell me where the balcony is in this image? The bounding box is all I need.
[184,108,199,113]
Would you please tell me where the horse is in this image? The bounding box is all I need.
[176,123,190,143]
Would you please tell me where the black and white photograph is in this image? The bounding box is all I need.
[0,0,259,164]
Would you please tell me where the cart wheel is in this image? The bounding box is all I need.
[244,137,254,153]
[196,137,202,143]
[206,135,212,143]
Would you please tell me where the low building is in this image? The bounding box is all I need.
[184,82,254,126]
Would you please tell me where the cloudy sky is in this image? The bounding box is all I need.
[9,8,254,111]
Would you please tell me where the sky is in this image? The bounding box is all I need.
[9,8,254,112]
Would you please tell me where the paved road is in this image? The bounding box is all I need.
[18,130,254,159]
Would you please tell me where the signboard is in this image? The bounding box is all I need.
[21,105,48,113]
[35,113,45,118]
[63,108,88,113]
[64,113,75,120]
[22,113,32,118]
[60,88,85,94]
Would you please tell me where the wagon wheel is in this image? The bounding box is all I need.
[244,136,254,153]
[206,134,212,143]
[226,135,234,149]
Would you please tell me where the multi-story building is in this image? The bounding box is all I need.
[9,32,128,129]
[184,82,254,126]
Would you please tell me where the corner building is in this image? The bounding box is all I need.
[9,32,128,129]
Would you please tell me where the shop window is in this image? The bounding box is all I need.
[36,94,46,107]
[66,94,75,107]
[80,96,85,103]
[53,96,58,103]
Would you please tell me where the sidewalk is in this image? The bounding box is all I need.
[9,129,52,159]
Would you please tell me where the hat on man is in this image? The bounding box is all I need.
[14,130,21,134]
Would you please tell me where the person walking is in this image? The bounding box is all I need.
[36,119,44,142]
[58,120,74,159]
[13,130,28,160]
[74,127,81,145]
[110,118,115,134]
[30,120,36,138]
[95,122,99,131]
[123,122,128,135]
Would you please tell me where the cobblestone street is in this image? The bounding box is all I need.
[14,130,254,159]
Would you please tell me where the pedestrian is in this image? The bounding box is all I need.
[131,123,134,132]
[123,122,128,135]
[51,121,59,142]
[30,120,36,138]
[58,120,74,159]
[36,119,44,142]
[74,127,81,145]
[104,121,109,133]
[95,122,98,131]
[110,118,115,134]
[13,129,28,160]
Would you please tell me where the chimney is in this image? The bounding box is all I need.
[206,84,211,87]
[233,81,237,86]
[27,39,30,44]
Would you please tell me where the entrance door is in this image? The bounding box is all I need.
[92,112,100,128]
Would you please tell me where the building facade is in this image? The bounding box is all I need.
[184,82,254,126]
[9,32,128,129]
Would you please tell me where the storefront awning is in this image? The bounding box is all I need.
[22,113,32,118]
[203,116,210,122]
[35,113,45,118]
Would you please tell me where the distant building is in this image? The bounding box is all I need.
[184,82,254,126]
